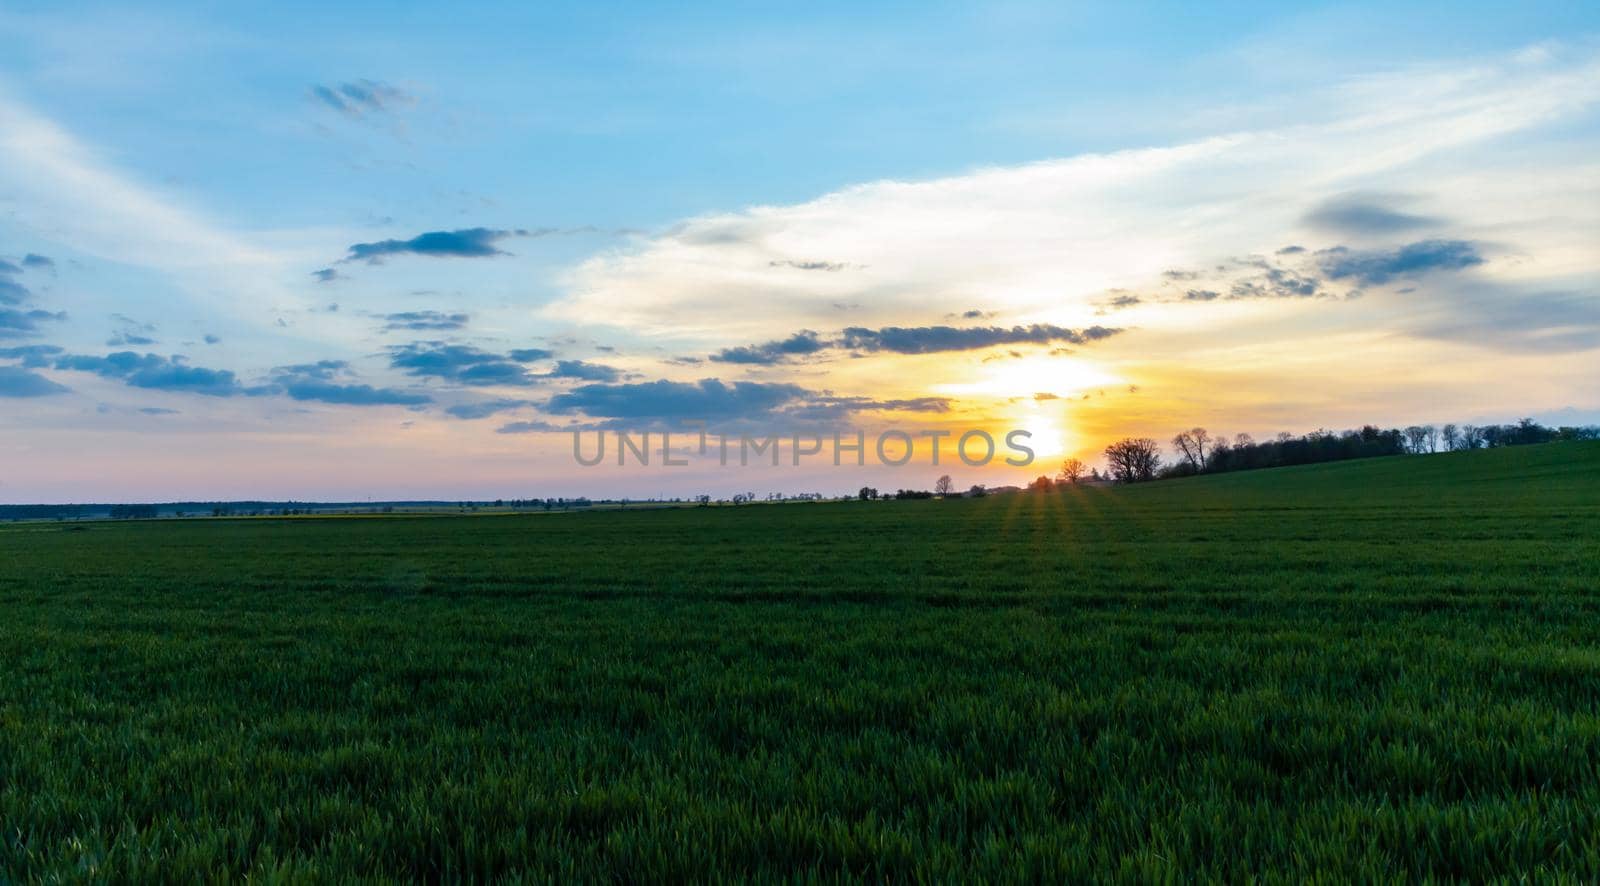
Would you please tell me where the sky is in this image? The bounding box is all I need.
[0,1,1597,502]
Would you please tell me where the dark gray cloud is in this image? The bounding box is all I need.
[546,378,808,421]
[0,309,66,339]
[343,228,522,263]
[546,360,622,382]
[387,341,534,386]
[838,324,1121,354]
[52,351,429,405]
[1229,265,1321,299]
[269,360,431,406]
[0,345,63,367]
[203,334,221,345]
[0,260,31,306]
[312,268,344,283]
[382,310,470,332]
[509,348,555,362]
[708,324,1123,363]
[445,398,532,420]
[711,330,827,365]
[0,365,69,397]
[54,352,247,397]
[1162,251,1334,303]
[139,407,179,415]
[1100,294,1142,310]
[312,79,413,118]
[1318,239,1484,286]
[1304,194,1440,235]
[499,377,956,432]
[22,254,54,271]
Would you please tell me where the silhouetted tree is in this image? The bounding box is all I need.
[935,475,954,496]
[1172,427,1211,470]
[1104,437,1161,483]
[1058,458,1087,484]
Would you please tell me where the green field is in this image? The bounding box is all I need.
[3,442,1599,880]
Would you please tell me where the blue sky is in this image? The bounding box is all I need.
[8,2,1595,231]
[1,2,1597,500]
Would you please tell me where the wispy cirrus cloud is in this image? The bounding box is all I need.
[106,313,158,347]
[1303,193,1441,236]
[310,79,414,119]
[381,311,470,332]
[545,45,1600,365]
[445,398,533,420]
[0,91,314,349]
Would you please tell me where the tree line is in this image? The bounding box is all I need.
[1075,417,1599,485]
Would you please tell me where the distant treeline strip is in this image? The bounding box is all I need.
[1090,418,1600,485]
[0,500,591,521]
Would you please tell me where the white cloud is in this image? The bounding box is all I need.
[0,87,390,363]
[546,45,1600,350]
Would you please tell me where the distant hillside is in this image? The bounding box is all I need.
[1117,440,1600,509]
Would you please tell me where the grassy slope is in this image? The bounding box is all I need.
[1141,439,1600,505]
[1,442,1598,880]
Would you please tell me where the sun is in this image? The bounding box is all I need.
[1021,412,1069,458]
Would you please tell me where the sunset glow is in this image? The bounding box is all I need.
[0,5,1596,501]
